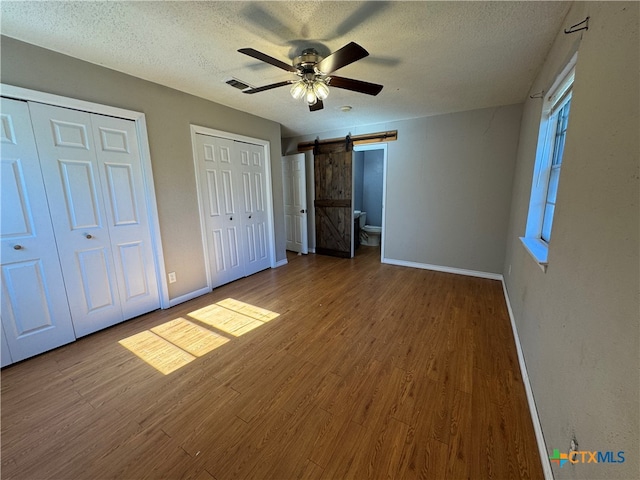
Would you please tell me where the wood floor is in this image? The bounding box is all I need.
[1,247,543,480]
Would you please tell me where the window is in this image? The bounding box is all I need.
[521,54,576,270]
[541,96,571,242]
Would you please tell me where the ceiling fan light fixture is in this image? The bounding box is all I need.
[238,42,383,113]
[305,84,318,106]
[290,80,306,100]
[313,80,330,100]
[291,77,329,106]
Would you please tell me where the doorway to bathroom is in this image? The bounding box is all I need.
[353,143,387,261]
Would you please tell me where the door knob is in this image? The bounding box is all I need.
[230,217,233,221]
[249,215,252,219]
[85,234,93,239]
[13,244,23,250]
[300,209,306,214]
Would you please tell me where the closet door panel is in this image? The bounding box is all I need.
[0,98,75,361]
[237,142,270,276]
[76,246,117,311]
[28,102,123,337]
[195,134,245,288]
[91,114,159,319]
[58,159,102,228]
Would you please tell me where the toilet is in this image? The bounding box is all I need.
[361,225,382,246]
[356,212,382,246]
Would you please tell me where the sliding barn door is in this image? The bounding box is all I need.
[314,142,352,258]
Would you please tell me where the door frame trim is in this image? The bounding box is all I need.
[353,143,388,262]
[190,124,276,290]
[1,83,170,308]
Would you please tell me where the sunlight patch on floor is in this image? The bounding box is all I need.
[215,298,280,322]
[188,298,280,337]
[119,328,196,375]
[151,318,229,357]
[119,299,279,374]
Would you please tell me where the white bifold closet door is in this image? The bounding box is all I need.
[1,98,160,365]
[236,140,270,276]
[195,134,270,289]
[29,102,159,338]
[1,99,76,363]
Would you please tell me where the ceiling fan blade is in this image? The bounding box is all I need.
[317,42,369,74]
[333,2,391,38]
[242,80,295,94]
[328,76,383,96]
[238,48,297,72]
[309,100,324,112]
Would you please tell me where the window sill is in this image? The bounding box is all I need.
[519,237,548,272]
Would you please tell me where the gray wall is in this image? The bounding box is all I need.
[284,103,523,274]
[502,2,639,479]
[1,36,286,302]
[362,149,384,227]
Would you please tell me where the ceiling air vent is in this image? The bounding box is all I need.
[225,78,252,90]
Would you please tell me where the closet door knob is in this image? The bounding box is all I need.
[85,234,93,239]
[13,244,23,250]
[249,215,252,219]
[230,217,233,221]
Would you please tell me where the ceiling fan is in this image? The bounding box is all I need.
[237,42,383,112]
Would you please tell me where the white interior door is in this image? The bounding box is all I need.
[1,324,12,367]
[282,154,308,254]
[282,156,297,252]
[29,102,124,337]
[304,151,316,253]
[195,134,245,288]
[0,98,76,361]
[90,114,160,320]
[195,133,272,288]
[293,154,308,254]
[237,142,271,275]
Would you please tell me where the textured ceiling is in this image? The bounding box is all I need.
[0,1,570,137]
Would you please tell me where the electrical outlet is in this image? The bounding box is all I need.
[168,272,177,284]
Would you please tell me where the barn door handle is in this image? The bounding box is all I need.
[13,244,23,250]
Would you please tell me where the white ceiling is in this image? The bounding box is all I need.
[0,1,570,138]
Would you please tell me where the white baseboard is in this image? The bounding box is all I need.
[501,280,554,480]
[382,257,503,281]
[167,286,210,308]
[274,258,288,268]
